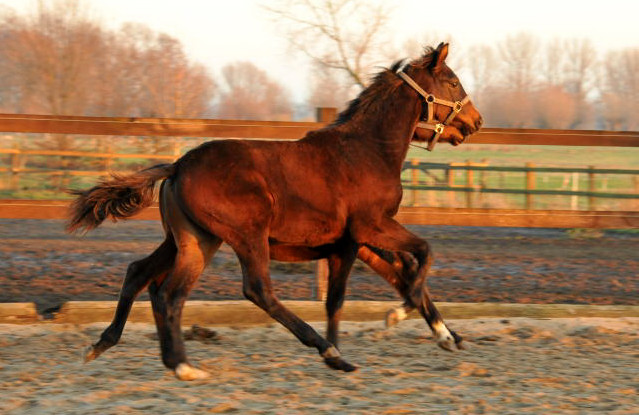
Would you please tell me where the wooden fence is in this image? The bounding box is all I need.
[402,161,639,210]
[1,111,638,300]
[1,111,638,229]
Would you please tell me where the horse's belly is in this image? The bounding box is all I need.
[269,213,346,247]
[268,243,331,262]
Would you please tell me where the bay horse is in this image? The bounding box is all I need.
[68,43,482,380]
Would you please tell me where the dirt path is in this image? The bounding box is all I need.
[1,219,637,313]
[1,317,637,414]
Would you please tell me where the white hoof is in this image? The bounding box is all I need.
[175,363,210,381]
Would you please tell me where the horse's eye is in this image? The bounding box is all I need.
[450,81,459,88]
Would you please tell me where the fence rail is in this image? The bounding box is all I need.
[1,113,639,144]
[1,200,637,228]
[402,161,639,209]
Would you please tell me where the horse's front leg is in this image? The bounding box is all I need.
[233,235,357,372]
[325,242,358,349]
[353,219,462,351]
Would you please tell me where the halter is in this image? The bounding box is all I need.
[397,71,470,151]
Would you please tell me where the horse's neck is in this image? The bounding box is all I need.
[348,93,420,173]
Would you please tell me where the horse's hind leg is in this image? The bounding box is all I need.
[84,237,176,362]
[234,236,356,372]
[147,231,220,381]
[358,246,414,327]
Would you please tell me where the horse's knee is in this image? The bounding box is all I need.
[412,239,432,266]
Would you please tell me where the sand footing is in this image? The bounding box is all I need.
[1,316,637,414]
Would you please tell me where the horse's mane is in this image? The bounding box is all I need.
[332,47,436,126]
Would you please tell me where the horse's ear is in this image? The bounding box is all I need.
[430,42,449,71]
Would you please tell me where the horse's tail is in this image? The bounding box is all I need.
[66,163,176,233]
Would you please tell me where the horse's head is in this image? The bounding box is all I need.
[399,43,483,150]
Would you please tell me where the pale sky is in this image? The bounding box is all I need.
[1,0,637,102]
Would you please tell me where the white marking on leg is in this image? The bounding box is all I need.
[385,305,412,328]
[394,307,408,322]
[175,363,210,381]
[322,346,341,359]
[433,320,454,343]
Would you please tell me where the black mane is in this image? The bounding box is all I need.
[332,48,436,126]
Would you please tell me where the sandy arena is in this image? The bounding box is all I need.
[1,318,638,414]
[0,219,637,413]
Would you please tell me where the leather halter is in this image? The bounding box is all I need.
[397,71,470,151]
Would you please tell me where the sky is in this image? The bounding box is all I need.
[1,0,637,102]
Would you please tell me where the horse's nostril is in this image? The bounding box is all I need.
[475,117,484,130]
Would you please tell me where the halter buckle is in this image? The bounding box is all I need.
[434,123,445,134]
[453,101,463,113]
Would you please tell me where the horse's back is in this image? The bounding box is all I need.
[169,135,351,247]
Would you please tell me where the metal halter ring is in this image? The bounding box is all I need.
[426,95,435,103]
[434,124,445,134]
[453,101,463,113]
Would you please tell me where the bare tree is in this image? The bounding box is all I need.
[534,86,578,129]
[0,1,216,122]
[263,0,393,89]
[497,33,540,92]
[216,61,293,120]
[479,87,536,128]
[0,0,104,117]
[133,30,216,118]
[600,48,639,130]
[465,44,497,106]
[307,62,352,110]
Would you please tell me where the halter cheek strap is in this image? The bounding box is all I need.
[397,71,470,151]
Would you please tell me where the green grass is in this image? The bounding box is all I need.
[407,144,639,169]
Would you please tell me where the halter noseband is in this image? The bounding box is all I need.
[397,70,470,151]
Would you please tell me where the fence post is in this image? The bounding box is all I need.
[10,143,21,190]
[571,172,579,210]
[447,165,455,206]
[314,260,329,301]
[314,107,337,300]
[411,158,419,206]
[104,138,113,173]
[465,160,474,208]
[10,153,19,190]
[525,162,535,209]
[588,166,596,211]
[316,107,337,123]
[478,158,488,207]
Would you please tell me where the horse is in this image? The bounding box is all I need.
[67,42,483,380]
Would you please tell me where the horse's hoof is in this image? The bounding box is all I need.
[83,345,99,363]
[451,330,465,350]
[437,336,456,352]
[385,307,407,328]
[175,363,210,381]
[324,357,358,372]
[385,309,400,328]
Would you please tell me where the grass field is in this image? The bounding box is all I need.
[407,143,639,168]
